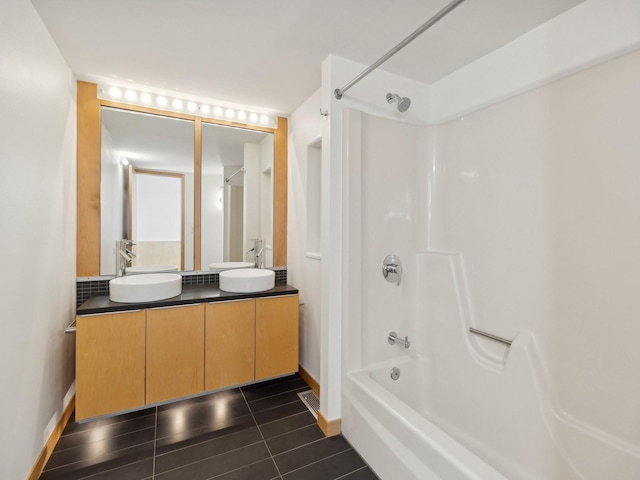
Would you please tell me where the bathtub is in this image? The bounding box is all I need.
[344,335,640,480]
[344,357,508,480]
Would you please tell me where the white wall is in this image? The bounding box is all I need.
[287,89,324,381]
[100,126,124,275]
[320,56,429,421]
[201,173,224,267]
[0,1,76,478]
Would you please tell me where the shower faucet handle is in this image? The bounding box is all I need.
[382,254,402,285]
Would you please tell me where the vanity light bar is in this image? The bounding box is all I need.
[99,85,277,128]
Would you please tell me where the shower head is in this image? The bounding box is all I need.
[386,93,411,112]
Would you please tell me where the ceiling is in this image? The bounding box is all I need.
[32,0,583,115]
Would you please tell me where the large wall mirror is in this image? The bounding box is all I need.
[77,81,288,277]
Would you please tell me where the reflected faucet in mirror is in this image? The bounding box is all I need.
[247,238,264,268]
[116,239,136,277]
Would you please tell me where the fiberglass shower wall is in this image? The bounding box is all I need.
[428,48,640,451]
[344,109,431,368]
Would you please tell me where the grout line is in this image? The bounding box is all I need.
[263,423,323,452]
[334,465,373,480]
[279,447,353,477]
[258,410,316,430]
[43,439,156,474]
[240,388,284,480]
[153,418,256,456]
[246,385,312,405]
[152,406,158,479]
[154,440,266,476]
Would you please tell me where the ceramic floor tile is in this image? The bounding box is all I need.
[154,442,271,480]
[41,376,379,480]
[281,449,366,480]
[251,399,309,425]
[273,436,353,474]
[209,458,281,480]
[258,410,317,439]
[154,427,263,474]
[266,424,325,455]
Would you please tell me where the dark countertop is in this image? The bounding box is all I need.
[77,283,299,315]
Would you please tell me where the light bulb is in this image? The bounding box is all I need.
[124,90,137,102]
[109,87,122,99]
[200,104,211,115]
[259,114,269,125]
[237,111,247,121]
[249,113,258,123]
[187,102,197,112]
[225,108,235,119]
[140,92,152,104]
[156,96,168,107]
[172,99,183,109]
[213,106,223,117]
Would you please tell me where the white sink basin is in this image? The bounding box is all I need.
[209,261,254,273]
[110,273,182,303]
[219,268,275,293]
[126,264,179,274]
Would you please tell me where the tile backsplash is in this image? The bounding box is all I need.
[76,268,288,308]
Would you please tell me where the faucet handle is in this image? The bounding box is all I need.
[382,254,402,286]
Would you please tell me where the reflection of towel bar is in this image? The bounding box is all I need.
[469,327,512,346]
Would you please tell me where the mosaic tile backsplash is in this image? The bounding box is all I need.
[76,268,288,308]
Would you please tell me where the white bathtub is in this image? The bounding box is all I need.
[345,357,508,480]
[344,336,640,480]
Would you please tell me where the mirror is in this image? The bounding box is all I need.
[100,107,275,274]
[100,108,195,275]
[201,123,273,269]
[76,81,287,277]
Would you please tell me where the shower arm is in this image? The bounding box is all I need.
[225,167,245,183]
[333,0,466,100]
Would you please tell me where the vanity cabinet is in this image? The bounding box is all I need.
[256,295,299,380]
[146,304,205,404]
[205,299,255,390]
[76,310,146,420]
[75,292,299,421]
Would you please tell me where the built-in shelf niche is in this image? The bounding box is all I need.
[306,138,322,259]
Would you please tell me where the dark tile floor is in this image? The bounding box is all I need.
[40,374,379,480]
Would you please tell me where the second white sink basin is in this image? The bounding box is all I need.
[219,268,275,293]
[110,273,182,303]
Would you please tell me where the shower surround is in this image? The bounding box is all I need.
[339,48,640,479]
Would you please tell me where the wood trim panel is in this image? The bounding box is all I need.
[146,304,205,404]
[255,294,299,380]
[205,300,255,390]
[26,395,75,480]
[76,81,101,276]
[318,410,342,437]
[298,364,320,396]
[76,310,146,420]
[194,117,202,270]
[273,116,288,266]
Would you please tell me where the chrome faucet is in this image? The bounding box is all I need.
[247,238,264,268]
[388,331,411,349]
[115,239,136,277]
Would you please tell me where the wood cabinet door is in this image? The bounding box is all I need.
[255,294,299,380]
[146,303,205,404]
[205,299,255,390]
[76,310,146,420]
